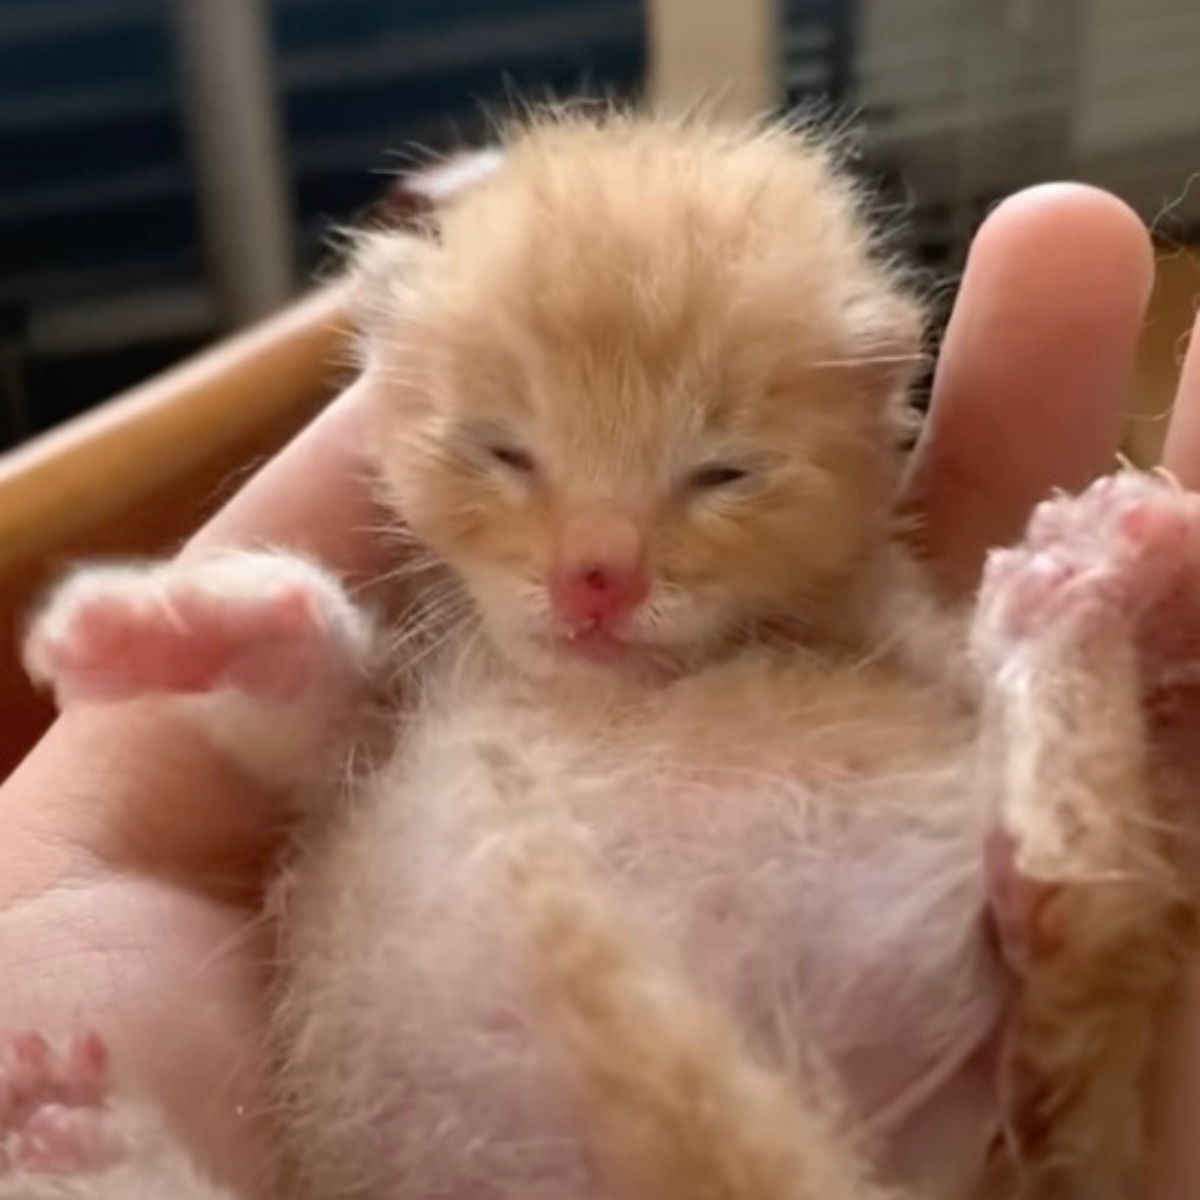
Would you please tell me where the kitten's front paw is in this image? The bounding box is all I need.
[973,471,1198,663]
[0,1032,122,1176]
[24,551,377,708]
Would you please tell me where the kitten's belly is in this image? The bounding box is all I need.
[275,664,1006,1200]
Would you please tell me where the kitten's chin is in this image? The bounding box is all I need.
[495,632,657,681]
[486,620,725,684]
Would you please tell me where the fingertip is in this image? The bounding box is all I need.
[981,183,1153,270]
[904,182,1154,593]
[967,183,1155,315]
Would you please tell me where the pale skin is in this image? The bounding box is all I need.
[2,183,1199,1198]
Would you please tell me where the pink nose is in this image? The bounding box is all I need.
[550,505,648,629]
[551,562,648,627]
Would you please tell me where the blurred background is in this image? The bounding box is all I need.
[1,0,1198,453]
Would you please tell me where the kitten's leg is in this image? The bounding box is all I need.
[0,1031,238,1200]
[23,549,383,791]
[482,747,902,1200]
[971,472,1199,1199]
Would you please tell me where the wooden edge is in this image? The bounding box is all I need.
[0,281,353,573]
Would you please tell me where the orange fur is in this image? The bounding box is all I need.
[358,110,925,672]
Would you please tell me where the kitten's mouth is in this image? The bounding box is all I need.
[558,624,629,664]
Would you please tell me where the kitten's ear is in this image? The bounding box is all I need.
[347,229,436,358]
[403,147,506,207]
[350,147,506,360]
[374,147,507,229]
[844,288,927,401]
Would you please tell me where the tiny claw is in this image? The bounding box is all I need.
[1149,463,1191,496]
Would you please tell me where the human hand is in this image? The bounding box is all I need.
[0,182,1186,1196]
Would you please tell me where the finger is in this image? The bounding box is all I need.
[1160,311,1200,483]
[185,372,390,582]
[901,184,1154,596]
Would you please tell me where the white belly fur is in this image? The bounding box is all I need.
[269,651,1007,1200]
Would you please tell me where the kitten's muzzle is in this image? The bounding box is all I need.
[549,504,649,632]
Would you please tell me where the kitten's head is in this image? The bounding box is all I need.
[357,110,924,676]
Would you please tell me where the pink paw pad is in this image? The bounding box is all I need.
[979,473,1197,648]
[24,556,364,705]
[0,1032,122,1176]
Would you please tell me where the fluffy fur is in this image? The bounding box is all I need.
[354,111,925,674]
[6,109,1198,1200]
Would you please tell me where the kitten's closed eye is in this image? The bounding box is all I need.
[688,465,750,491]
[488,444,537,474]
